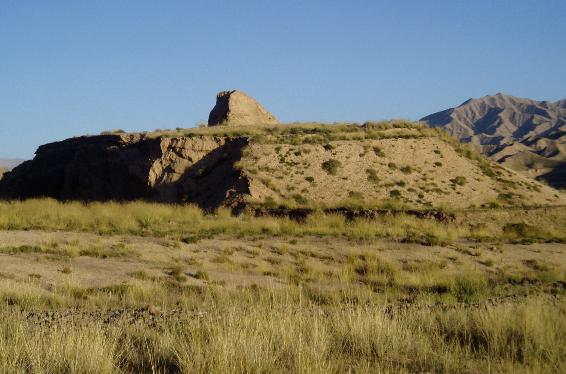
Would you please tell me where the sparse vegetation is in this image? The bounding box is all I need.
[0,198,565,372]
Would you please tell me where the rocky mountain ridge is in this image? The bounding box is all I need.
[421,93,566,188]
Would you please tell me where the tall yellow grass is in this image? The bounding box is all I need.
[0,293,563,373]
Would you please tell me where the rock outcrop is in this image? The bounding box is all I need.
[421,93,566,188]
[208,90,279,126]
[0,134,250,208]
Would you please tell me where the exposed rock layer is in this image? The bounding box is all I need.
[0,134,249,208]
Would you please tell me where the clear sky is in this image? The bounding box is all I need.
[1,0,565,159]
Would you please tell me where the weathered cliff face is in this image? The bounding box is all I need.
[0,134,250,208]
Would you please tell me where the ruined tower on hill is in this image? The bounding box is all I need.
[208,90,279,126]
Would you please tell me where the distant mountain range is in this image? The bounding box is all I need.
[421,93,566,188]
[0,159,24,170]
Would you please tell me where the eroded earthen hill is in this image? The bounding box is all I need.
[1,122,564,210]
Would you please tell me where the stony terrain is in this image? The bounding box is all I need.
[421,93,566,188]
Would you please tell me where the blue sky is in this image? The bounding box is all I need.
[1,1,565,159]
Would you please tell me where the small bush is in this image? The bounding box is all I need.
[387,162,397,170]
[372,146,385,157]
[400,166,412,174]
[434,161,443,167]
[479,161,497,177]
[450,176,467,186]
[305,176,315,183]
[169,265,187,282]
[193,271,209,280]
[366,168,379,183]
[450,274,488,302]
[292,194,308,205]
[263,196,278,209]
[389,190,402,198]
[348,191,364,200]
[321,159,342,175]
[503,222,545,242]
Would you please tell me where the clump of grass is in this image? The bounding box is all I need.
[400,166,413,174]
[129,270,150,280]
[402,231,447,246]
[372,146,385,157]
[321,159,342,175]
[501,222,558,243]
[389,190,402,199]
[450,273,488,302]
[366,168,379,183]
[522,259,549,272]
[347,191,364,200]
[450,176,467,186]
[168,265,187,282]
[193,270,209,280]
[292,194,308,205]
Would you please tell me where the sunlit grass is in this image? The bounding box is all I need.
[1,199,565,244]
[0,290,563,373]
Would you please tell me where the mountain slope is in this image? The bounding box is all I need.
[421,93,566,188]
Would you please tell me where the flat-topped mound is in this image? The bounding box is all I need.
[1,122,564,209]
[208,90,279,127]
